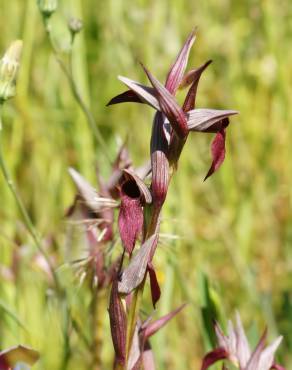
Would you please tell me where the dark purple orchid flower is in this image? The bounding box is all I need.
[0,345,39,369]
[118,169,152,255]
[68,143,133,244]
[107,30,238,182]
[68,167,124,290]
[201,313,285,370]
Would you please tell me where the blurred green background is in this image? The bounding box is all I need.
[0,0,292,369]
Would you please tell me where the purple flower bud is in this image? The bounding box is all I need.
[109,278,127,366]
[165,30,196,94]
[150,112,170,208]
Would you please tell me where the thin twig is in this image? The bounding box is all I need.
[42,18,112,164]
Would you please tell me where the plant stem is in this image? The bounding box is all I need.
[42,18,112,164]
[125,279,144,362]
[125,206,162,367]
[0,104,61,291]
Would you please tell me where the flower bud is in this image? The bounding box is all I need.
[150,112,170,208]
[109,278,127,366]
[37,0,58,18]
[68,17,83,36]
[0,40,23,103]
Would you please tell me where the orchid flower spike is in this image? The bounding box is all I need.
[107,29,238,181]
[201,312,285,370]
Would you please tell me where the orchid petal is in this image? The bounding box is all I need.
[106,143,132,198]
[165,30,196,94]
[168,60,213,166]
[142,342,156,370]
[235,311,251,367]
[180,60,212,90]
[227,320,237,360]
[118,234,158,294]
[107,89,145,106]
[200,347,228,370]
[214,321,229,350]
[127,324,141,370]
[258,336,283,370]
[118,186,144,255]
[182,60,212,112]
[135,160,152,180]
[187,109,238,132]
[204,127,226,181]
[246,329,267,370]
[123,169,152,204]
[143,66,188,139]
[147,262,161,308]
[143,303,186,339]
[68,167,117,212]
[117,76,160,110]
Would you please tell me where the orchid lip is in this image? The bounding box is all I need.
[121,180,141,199]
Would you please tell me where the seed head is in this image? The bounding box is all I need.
[37,0,58,18]
[68,17,83,36]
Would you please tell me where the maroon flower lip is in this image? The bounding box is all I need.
[118,169,152,255]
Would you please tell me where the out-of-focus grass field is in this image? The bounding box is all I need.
[0,0,291,369]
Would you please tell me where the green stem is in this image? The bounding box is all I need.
[0,104,61,291]
[43,18,111,164]
[125,206,162,367]
[126,280,144,361]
